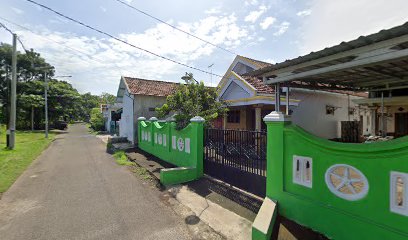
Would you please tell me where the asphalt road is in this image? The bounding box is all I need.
[0,124,192,240]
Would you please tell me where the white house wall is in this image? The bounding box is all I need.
[119,88,134,143]
[291,90,363,139]
[133,95,167,143]
[105,111,111,132]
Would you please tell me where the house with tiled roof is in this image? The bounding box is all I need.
[115,76,180,144]
[217,55,367,139]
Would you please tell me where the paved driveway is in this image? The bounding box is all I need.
[0,124,192,240]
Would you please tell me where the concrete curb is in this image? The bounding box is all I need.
[169,186,252,240]
[125,151,253,240]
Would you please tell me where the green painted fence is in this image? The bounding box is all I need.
[253,112,408,240]
[137,116,204,185]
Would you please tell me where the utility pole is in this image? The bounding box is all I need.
[7,33,17,149]
[44,71,48,138]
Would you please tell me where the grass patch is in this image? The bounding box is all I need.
[87,123,98,135]
[111,149,152,180]
[110,145,152,180]
[113,150,135,166]
[0,124,56,193]
[86,123,107,136]
[132,166,152,180]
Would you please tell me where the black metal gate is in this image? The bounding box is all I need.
[204,128,267,197]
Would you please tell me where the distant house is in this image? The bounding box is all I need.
[102,103,122,135]
[115,76,179,144]
[217,55,366,139]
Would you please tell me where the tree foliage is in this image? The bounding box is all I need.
[89,108,105,131]
[156,73,227,129]
[100,92,116,105]
[0,43,113,129]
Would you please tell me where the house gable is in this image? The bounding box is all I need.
[116,77,127,103]
[232,61,255,76]
[218,56,273,95]
[218,56,263,91]
[220,81,251,100]
[219,72,256,102]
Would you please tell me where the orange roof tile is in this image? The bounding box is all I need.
[123,77,179,97]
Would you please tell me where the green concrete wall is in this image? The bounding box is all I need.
[262,113,408,240]
[137,117,204,185]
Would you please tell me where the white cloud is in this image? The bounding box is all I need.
[49,16,70,24]
[299,0,408,54]
[273,21,290,36]
[8,14,249,94]
[297,9,311,17]
[263,58,276,64]
[204,7,222,15]
[260,16,276,30]
[100,6,107,12]
[11,7,24,15]
[244,5,268,23]
[244,0,258,6]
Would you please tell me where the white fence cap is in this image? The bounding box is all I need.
[137,117,146,121]
[149,117,158,121]
[263,111,291,122]
[190,116,205,122]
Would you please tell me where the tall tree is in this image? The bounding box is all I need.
[19,94,44,130]
[0,43,100,129]
[156,73,227,129]
[79,93,100,122]
[100,92,116,105]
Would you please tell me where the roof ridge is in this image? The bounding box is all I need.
[123,76,180,97]
[238,55,273,67]
[123,76,180,85]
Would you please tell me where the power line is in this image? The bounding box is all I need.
[0,22,28,52]
[114,0,237,55]
[0,16,136,77]
[0,16,224,86]
[25,0,224,79]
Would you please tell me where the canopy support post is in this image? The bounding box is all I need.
[381,91,385,137]
[275,83,281,113]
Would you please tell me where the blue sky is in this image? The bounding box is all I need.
[0,0,407,95]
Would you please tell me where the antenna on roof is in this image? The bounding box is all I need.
[208,63,214,86]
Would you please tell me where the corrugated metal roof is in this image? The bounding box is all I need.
[250,21,408,76]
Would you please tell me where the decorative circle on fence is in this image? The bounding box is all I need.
[325,164,369,201]
[177,138,185,151]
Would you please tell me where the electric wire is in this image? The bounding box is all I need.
[0,16,143,78]
[0,22,29,52]
[114,0,237,55]
[0,16,227,86]
[25,0,225,79]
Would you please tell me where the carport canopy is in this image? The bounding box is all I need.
[249,22,408,93]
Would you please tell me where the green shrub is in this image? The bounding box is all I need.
[89,108,105,131]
